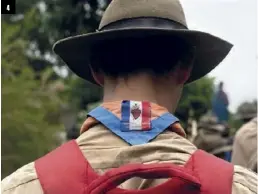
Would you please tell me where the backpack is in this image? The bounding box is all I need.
[35,140,233,194]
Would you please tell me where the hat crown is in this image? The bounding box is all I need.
[237,101,257,118]
[99,0,187,30]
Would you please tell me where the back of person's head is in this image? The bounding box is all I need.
[90,35,195,85]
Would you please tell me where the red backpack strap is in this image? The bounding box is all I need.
[88,162,201,194]
[185,150,233,194]
[35,140,98,194]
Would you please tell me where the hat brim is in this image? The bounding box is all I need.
[53,28,233,85]
[235,113,257,120]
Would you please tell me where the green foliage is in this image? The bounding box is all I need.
[65,76,102,110]
[2,11,63,178]
[175,77,215,124]
[228,114,243,135]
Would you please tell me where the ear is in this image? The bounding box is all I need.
[89,65,104,86]
[174,65,192,85]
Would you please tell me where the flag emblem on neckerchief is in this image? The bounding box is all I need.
[131,103,141,120]
[121,100,151,131]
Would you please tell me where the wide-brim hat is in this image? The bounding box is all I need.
[53,0,233,85]
[236,102,257,120]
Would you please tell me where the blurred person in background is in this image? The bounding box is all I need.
[231,101,257,172]
[193,112,232,161]
[2,0,257,194]
[212,82,230,123]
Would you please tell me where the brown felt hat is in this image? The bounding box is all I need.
[53,0,233,85]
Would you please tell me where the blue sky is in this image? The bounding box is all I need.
[181,0,257,112]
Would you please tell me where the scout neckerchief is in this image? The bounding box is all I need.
[80,100,186,145]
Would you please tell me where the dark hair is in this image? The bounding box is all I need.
[90,35,195,78]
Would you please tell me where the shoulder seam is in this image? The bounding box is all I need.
[2,178,38,192]
[234,180,257,193]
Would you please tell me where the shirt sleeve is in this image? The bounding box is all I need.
[232,165,257,194]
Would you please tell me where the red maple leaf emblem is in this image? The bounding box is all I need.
[131,104,141,120]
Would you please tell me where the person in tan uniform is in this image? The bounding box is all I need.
[193,112,232,160]
[2,0,257,193]
[232,102,257,172]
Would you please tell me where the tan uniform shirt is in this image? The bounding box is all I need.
[232,117,257,170]
[2,125,257,194]
[2,102,257,193]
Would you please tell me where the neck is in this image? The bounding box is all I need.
[103,74,180,113]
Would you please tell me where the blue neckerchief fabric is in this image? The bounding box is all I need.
[88,106,179,145]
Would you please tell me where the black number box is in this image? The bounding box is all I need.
[2,0,16,14]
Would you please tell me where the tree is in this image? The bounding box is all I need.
[3,0,109,111]
[2,0,112,71]
[1,9,64,178]
[175,77,215,125]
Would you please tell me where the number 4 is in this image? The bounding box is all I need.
[7,5,10,11]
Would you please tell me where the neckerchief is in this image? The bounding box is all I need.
[80,100,186,145]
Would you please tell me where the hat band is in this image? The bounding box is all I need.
[99,17,188,31]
